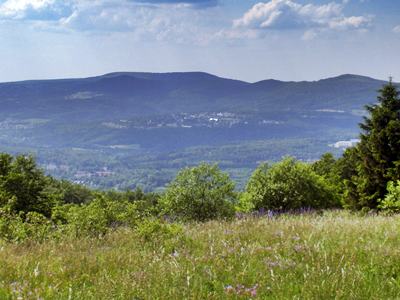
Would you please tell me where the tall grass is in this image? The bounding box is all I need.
[1,211,400,299]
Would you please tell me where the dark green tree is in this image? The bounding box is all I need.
[0,154,56,216]
[347,80,400,208]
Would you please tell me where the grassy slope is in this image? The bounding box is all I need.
[1,211,400,299]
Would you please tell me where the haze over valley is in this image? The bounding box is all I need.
[0,72,392,190]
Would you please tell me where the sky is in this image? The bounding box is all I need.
[0,0,399,83]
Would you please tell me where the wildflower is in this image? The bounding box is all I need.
[294,244,304,252]
[292,235,301,241]
[246,284,259,297]
[224,285,234,294]
[266,260,280,268]
[226,284,259,297]
[236,284,245,294]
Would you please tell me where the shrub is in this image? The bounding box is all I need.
[136,218,183,242]
[105,188,161,217]
[378,181,400,213]
[64,196,140,237]
[0,211,27,242]
[240,157,340,211]
[161,163,236,221]
[63,201,108,237]
[0,210,53,242]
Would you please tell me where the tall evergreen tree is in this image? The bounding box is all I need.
[354,79,400,208]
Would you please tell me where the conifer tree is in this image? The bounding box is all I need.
[354,79,400,208]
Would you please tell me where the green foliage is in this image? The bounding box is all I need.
[0,211,27,242]
[136,218,183,242]
[64,196,140,237]
[337,147,363,209]
[346,82,400,208]
[378,181,400,213]
[0,210,52,243]
[105,188,161,217]
[0,154,57,216]
[47,179,94,205]
[241,157,340,211]
[312,153,342,189]
[161,163,236,221]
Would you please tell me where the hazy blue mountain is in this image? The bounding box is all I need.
[0,72,386,119]
[0,72,392,190]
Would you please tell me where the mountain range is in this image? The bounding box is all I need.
[0,72,393,190]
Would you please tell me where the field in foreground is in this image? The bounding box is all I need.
[1,211,400,299]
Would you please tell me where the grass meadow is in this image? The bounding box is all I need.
[1,211,400,299]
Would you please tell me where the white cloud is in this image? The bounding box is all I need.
[0,0,70,19]
[329,15,371,30]
[55,1,220,45]
[0,0,221,44]
[393,25,400,34]
[233,0,372,39]
[1,0,53,12]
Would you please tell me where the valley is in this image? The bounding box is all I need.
[0,72,392,190]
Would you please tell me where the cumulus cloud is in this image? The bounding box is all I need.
[46,0,218,45]
[0,0,71,19]
[0,0,221,44]
[232,0,372,39]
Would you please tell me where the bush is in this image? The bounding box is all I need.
[378,181,400,213]
[62,201,108,237]
[136,218,183,241]
[161,163,236,221]
[0,210,53,242]
[105,188,161,217]
[0,211,27,242]
[64,196,140,237]
[240,157,340,211]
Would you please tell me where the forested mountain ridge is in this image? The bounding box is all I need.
[0,72,388,120]
[0,72,395,190]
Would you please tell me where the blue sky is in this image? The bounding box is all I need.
[0,0,399,82]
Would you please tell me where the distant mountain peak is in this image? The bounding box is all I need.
[319,74,384,82]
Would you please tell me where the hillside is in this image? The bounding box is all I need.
[0,72,392,190]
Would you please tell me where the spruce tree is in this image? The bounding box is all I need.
[355,79,400,208]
